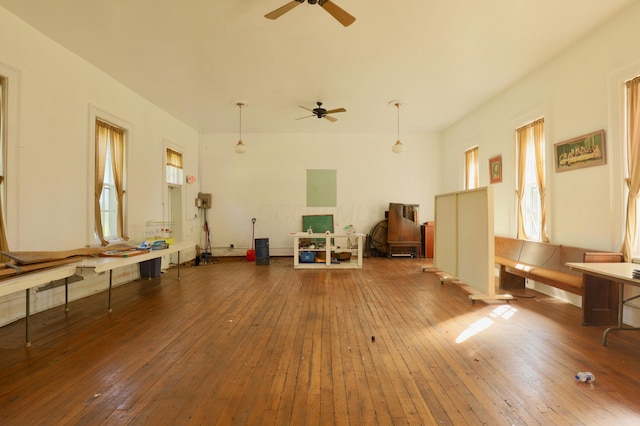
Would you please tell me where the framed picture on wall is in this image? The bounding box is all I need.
[489,155,502,184]
[554,129,606,172]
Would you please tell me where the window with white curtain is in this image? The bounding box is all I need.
[0,76,8,255]
[516,118,547,242]
[95,119,127,244]
[464,146,479,190]
[624,76,640,259]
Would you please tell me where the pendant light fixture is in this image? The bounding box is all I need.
[389,100,406,154]
[234,101,249,154]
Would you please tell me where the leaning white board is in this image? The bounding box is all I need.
[434,186,511,302]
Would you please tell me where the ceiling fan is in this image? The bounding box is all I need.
[297,101,346,122]
[265,0,356,27]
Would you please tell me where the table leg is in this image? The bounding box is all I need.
[602,284,640,346]
[64,277,69,312]
[108,270,113,313]
[177,251,181,281]
[25,289,31,348]
[602,281,624,346]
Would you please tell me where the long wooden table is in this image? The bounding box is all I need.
[74,240,195,311]
[1,241,195,346]
[567,262,640,346]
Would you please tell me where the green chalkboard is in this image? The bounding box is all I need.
[302,214,334,246]
[302,214,334,234]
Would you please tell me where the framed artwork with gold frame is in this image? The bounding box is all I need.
[489,155,502,184]
[554,129,606,172]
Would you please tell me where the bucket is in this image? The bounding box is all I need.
[247,218,257,262]
[246,249,255,261]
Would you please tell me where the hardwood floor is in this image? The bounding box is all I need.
[1,257,640,425]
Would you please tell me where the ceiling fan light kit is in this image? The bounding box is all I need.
[265,0,356,27]
[234,101,249,154]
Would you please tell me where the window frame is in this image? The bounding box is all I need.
[607,60,640,258]
[0,64,20,248]
[623,77,640,258]
[165,147,183,186]
[88,106,132,246]
[515,118,547,242]
[464,146,479,190]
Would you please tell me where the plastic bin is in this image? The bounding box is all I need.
[300,252,315,263]
[255,238,269,265]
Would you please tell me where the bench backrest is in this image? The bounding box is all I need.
[495,236,524,260]
[518,240,562,270]
[495,237,620,275]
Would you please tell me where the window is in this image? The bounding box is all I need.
[622,77,640,260]
[166,148,183,185]
[0,76,7,254]
[95,119,127,244]
[464,146,479,189]
[516,118,548,242]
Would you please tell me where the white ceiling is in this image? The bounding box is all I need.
[0,0,636,134]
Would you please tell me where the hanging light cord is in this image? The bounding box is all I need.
[396,103,400,141]
[238,103,243,141]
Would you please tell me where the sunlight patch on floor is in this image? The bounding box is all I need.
[455,305,518,343]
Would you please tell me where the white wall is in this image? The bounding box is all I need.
[200,132,441,256]
[0,8,200,326]
[442,2,640,322]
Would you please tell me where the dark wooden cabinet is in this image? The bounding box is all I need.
[421,221,435,259]
[582,252,622,326]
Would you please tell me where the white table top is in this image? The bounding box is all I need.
[0,264,78,298]
[567,262,640,287]
[0,241,196,298]
[74,240,195,273]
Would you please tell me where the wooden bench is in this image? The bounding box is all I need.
[494,236,621,295]
[495,236,623,325]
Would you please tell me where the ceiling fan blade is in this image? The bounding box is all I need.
[299,105,314,112]
[296,115,315,120]
[325,108,346,114]
[323,115,338,123]
[265,0,304,20]
[319,0,356,27]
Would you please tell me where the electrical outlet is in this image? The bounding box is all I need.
[230,244,234,249]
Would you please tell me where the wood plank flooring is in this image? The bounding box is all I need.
[1,257,640,425]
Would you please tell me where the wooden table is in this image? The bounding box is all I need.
[1,241,195,347]
[0,265,78,347]
[567,262,640,346]
[74,240,195,311]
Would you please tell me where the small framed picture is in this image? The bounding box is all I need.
[489,155,502,184]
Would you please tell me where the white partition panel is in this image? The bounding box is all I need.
[433,187,511,302]
[434,193,458,276]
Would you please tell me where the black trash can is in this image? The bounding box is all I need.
[140,257,161,278]
[255,238,269,265]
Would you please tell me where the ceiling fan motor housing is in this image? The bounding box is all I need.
[313,102,326,117]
